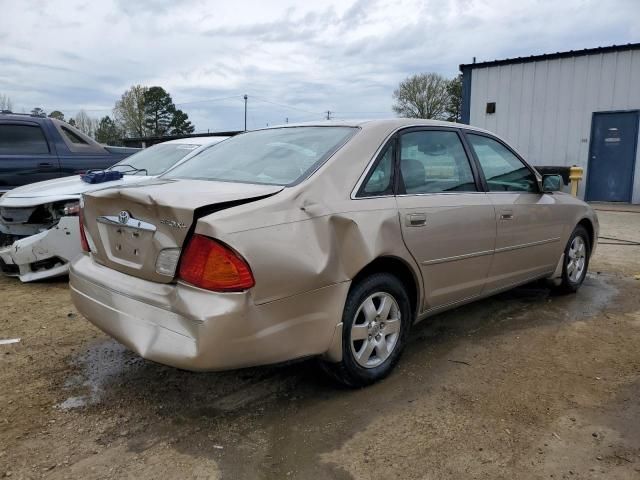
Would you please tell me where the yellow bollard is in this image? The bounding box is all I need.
[569,166,583,197]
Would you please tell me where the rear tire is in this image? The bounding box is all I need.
[321,273,412,387]
[554,225,591,294]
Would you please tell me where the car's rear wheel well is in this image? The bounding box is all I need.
[351,257,419,317]
[577,218,595,248]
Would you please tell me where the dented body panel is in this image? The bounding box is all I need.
[70,254,350,370]
[0,216,81,281]
[70,119,599,371]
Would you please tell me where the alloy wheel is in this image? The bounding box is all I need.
[350,292,401,368]
[567,235,587,283]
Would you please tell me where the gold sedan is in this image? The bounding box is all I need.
[70,119,598,386]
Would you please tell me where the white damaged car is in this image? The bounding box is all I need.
[0,136,228,282]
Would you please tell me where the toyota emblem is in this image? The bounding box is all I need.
[118,210,130,224]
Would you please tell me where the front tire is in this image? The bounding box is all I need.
[554,225,591,294]
[321,273,412,387]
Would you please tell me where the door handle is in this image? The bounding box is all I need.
[406,213,427,227]
[38,162,54,168]
[500,210,514,220]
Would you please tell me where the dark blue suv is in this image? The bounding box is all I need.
[0,113,138,193]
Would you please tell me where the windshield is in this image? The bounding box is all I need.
[111,143,201,176]
[164,127,357,185]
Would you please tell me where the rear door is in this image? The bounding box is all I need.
[463,132,563,291]
[395,128,496,310]
[0,122,61,191]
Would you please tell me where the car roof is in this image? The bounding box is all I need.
[159,136,229,146]
[248,118,495,135]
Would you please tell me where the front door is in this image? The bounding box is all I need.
[586,111,638,202]
[464,132,564,292]
[395,128,496,311]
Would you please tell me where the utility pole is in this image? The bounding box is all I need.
[243,94,248,131]
[285,117,288,123]
[326,110,331,120]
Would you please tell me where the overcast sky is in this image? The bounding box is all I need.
[2,0,639,132]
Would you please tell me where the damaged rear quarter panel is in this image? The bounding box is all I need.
[204,200,407,305]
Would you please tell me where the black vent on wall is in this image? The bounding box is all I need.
[486,102,496,114]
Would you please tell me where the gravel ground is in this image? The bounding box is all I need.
[1,208,639,479]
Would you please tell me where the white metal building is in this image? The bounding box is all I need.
[460,43,640,204]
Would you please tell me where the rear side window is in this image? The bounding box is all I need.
[0,124,49,154]
[399,130,476,194]
[359,143,394,196]
[61,126,89,145]
[466,134,538,192]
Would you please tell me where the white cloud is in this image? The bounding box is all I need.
[1,0,638,131]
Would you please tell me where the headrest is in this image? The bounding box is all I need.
[401,159,425,190]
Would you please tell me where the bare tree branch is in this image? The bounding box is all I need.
[392,73,451,120]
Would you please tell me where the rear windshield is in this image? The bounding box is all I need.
[110,143,201,176]
[164,127,357,185]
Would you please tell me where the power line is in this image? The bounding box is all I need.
[330,110,392,114]
[251,96,322,116]
[174,95,242,107]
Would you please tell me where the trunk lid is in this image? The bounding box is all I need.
[82,178,283,283]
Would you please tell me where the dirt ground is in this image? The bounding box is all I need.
[1,207,639,480]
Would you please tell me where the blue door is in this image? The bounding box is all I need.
[586,111,638,202]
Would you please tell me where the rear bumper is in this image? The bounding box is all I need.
[69,254,348,371]
[0,216,81,282]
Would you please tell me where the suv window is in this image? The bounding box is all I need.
[0,124,49,154]
[360,143,394,196]
[466,134,538,192]
[399,130,476,194]
[61,126,89,145]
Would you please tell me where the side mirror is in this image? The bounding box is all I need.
[542,174,563,192]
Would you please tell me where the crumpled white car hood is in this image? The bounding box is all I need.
[0,175,152,207]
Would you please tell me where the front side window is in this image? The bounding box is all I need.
[360,143,394,196]
[466,134,538,192]
[399,130,476,194]
[0,124,49,154]
[165,127,357,186]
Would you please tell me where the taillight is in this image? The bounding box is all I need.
[79,208,90,253]
[178,235,255,292]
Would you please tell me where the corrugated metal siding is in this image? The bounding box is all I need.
[468,49,640,203]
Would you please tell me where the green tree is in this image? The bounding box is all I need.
[94,116,122,145]
[68,118,77,127]
[169,108,195,134]
[445,75,463,123]
[144,86,175,136]
[114,85,148,137]
[30,107,46,117]
[392,73,450,119]
[48,110,65,121]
